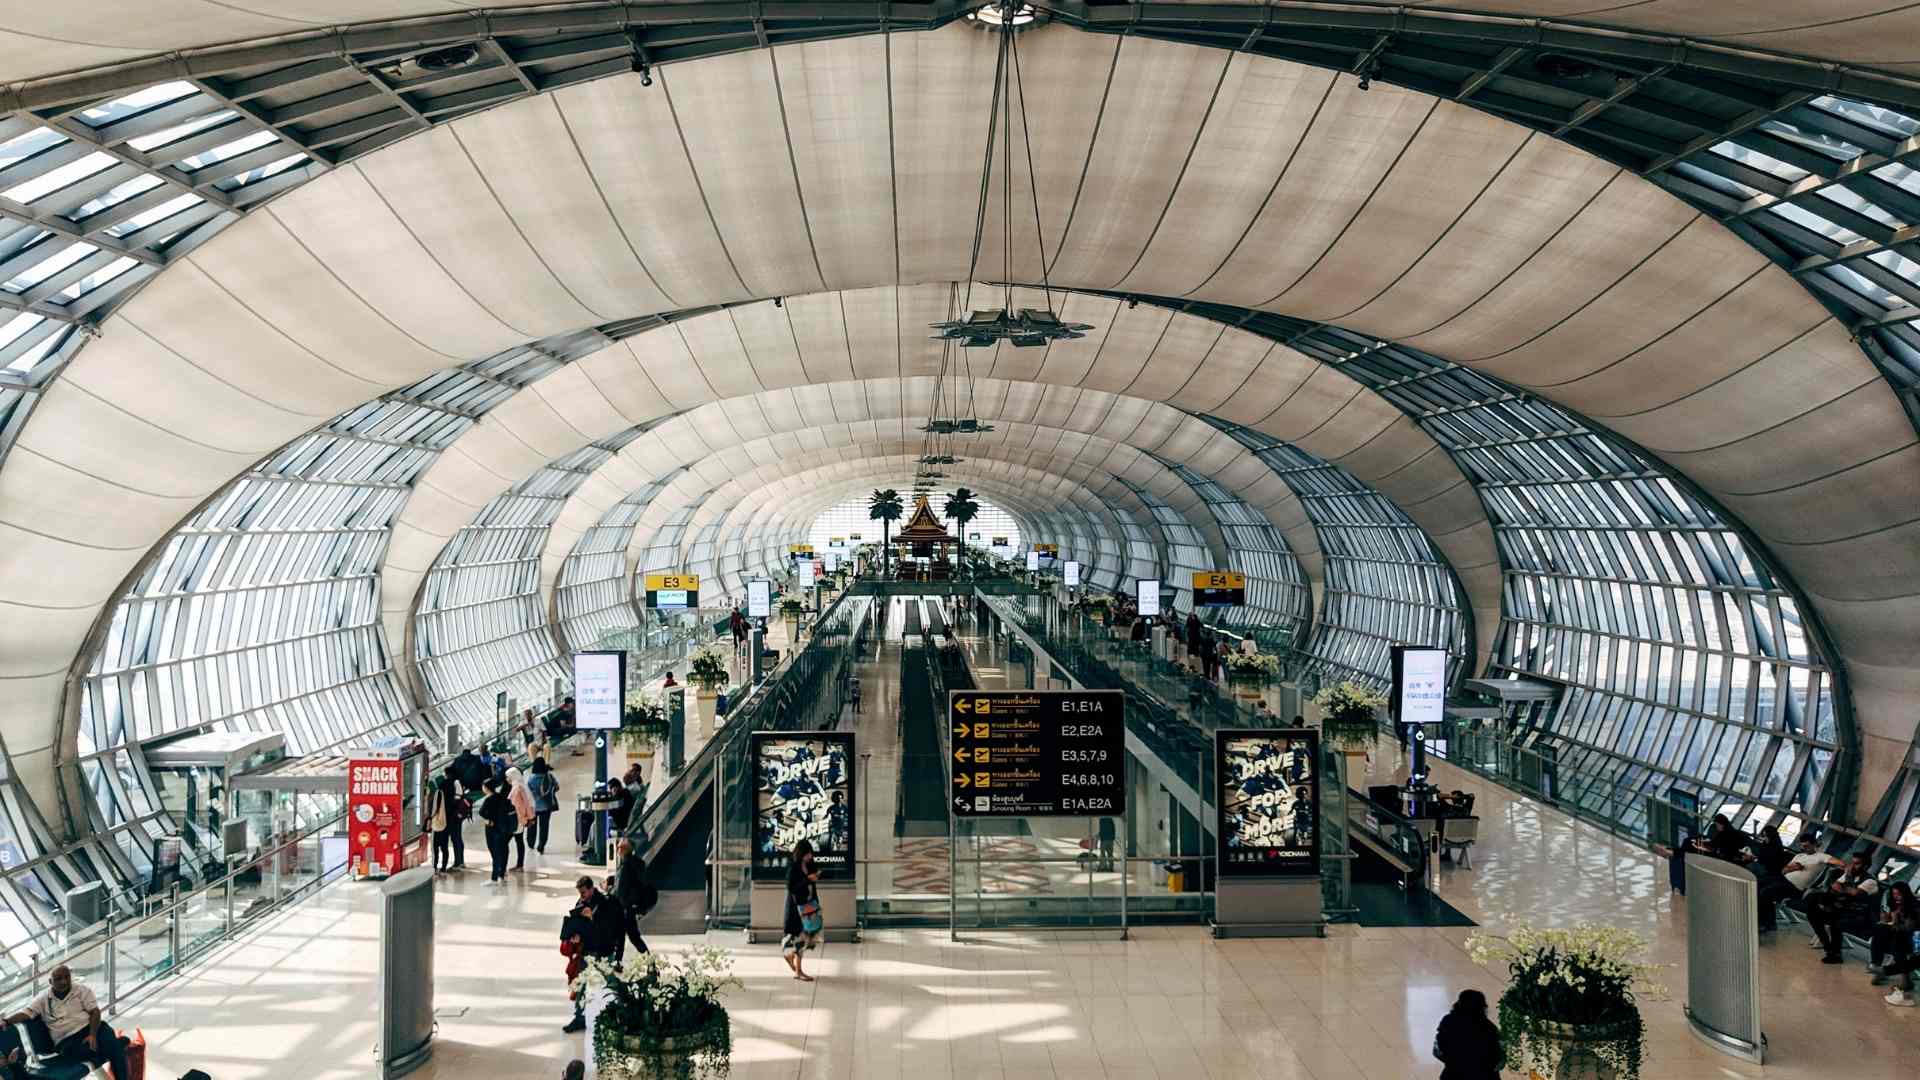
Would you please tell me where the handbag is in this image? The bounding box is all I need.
[799,899,823,935]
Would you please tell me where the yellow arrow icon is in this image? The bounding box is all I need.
[953,723,970,738]
[955,748,972,763]
[956,699,972,714]
[956,773,971,789]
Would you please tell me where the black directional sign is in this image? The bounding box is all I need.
[948,690,1126,817]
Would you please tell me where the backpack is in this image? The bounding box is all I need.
[635,881,659,917]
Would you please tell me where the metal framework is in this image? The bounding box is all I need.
[1157,459,1312,646]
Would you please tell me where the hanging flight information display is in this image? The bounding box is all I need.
[948,690,1125,817]
[1192,571,1245,607]
[1216,729,1319,878]
[750,732,855,882]
[643,572,699,609]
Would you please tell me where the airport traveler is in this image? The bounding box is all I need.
[439,766,471,870]
[562,876,627,1032]
[612,839,656,955]
[426,773,455,872]
[528,758,560,854]
[453,746,487,795]
[1867,883,1918,981]
[662,670,679,688]
[1808,852,1882,963]
[479,779,515,885]
[520,710,538,746]
[1431,989,1501,1080]
[1750,825,1798,931]
[1879,946,1920,1006]
[1702,814,1754,864]
[1097,816,1117,873]
[0,966,131,1080]
[507,766,535,870]
[530,734,552,766]
[783,839,823,982]
[606,776,635,835]
[1784,836,1842,892]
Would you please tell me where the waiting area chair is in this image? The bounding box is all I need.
[1440,816,1481,869]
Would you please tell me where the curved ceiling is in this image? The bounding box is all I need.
[0,19,1916,833]
[8,0,1920,90]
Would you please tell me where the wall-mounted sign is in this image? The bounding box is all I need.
[1136,578,1161,617]
[991,536,1008,547]
[824,552,839,573]
[751,732,855,882]
[1391,645,1449,730]
[829,537,846,547]
[788,543,815,556]
[1216,729,1319,878]
[747,579,772,619]
[1192,570,1245,608]
[572,650,625,730]
[1034,543,1059,561]
[644,572,699,609]
[1064,560,1081,587]
[949,690,1126,817]
[849,533,862,541]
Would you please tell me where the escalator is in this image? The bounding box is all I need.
[895,640,951,837]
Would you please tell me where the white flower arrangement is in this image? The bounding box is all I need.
[1466,922,1666,1080]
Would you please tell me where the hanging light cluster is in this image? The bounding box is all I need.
[918,1,1095,477]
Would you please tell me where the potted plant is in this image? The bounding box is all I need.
[578,945,740,1078]
[1466,924,1664,1080]
[1222,650,1280,685]
[687,649,730,693]
[1312,681,1386,750]
[619,697,668,757]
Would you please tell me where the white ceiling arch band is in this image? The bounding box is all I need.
[1,22,1911,833]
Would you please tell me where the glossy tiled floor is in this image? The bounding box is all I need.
[114,642,1918,1078]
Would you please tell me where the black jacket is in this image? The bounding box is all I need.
[453,751,487,793]
[1433,1010,1502,1080]
[572,890,627,959]
[614,852,649,909]
[479,792,515,836]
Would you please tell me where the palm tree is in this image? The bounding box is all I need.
[868,488,903,577]
[943,487,981,579]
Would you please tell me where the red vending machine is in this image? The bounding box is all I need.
[349,739,429,880]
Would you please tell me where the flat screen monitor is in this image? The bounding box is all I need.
[1064,560,1081,587]
[1025,551,1040,571]
[1391,645,1449,729]
[747,579,772,619]
[1136,578,1160,617]
[572,650,625,730]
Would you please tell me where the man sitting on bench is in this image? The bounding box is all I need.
[1807,852,1882,965]
[0,965,129,1078]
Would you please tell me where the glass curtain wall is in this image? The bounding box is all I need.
[1160,461,1311,645]
[1212,424,1467,689]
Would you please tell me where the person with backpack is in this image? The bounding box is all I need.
[436,766,471,871]
[612,839,655,955]
[528,759,560,855]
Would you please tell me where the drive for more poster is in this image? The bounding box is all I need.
[1217,729,1319,878]
[750,732,856,882]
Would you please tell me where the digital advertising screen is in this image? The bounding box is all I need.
[1216,729,1319,878]
[1025,551,1040,571]
[572,650,625,730]
[747,578,772,618]
[750,732,855,882]
[1391,645,1449,729]
[796,559,816,587]
[1064,560,1081,587]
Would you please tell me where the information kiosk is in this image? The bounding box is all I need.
[1212,728,1325,937]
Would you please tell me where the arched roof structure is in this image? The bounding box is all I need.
[0,2,1915,960]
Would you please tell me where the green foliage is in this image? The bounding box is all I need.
[618,698,668,751]
[687,649,730,691]
[1467,925,1662,1080]
[1312,680,1385,748]
[868,488,903,573]
[582,947,739,1078]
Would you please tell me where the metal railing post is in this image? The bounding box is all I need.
[167,883,181,965]
[104,911,116,1011]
